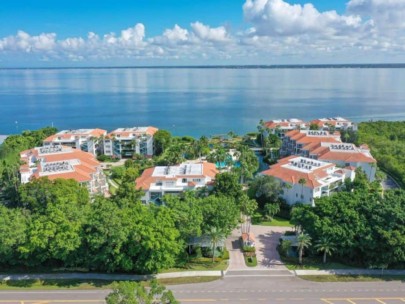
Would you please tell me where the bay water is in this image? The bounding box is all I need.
[1,67,405,137]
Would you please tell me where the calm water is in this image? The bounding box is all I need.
[1,68,405,137]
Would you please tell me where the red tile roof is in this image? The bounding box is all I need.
[20,147,102,183]
[135,162,218,190]
[262,156,335,189]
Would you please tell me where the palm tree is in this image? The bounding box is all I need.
[257,119,266,147]
[297,233,312,265]
[207,226,224,263]
[315,237,336,264]
[298,178,306,200]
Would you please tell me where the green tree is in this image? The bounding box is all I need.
[164,193,203,253]
[18,178,89,213]
[208,146,228,169]
[315,237,336,264]
[297,233,312,265]
[164,143,185,165]
[309,123,320,130]
[20,197,89,267]
[200,195,240,236]
[238,193,258,233]
[235,145,259,184]
[154,130,172,156]
[106,280,178,304]
[0,206,28,265]
[214,172,243,198]
[206,226,224,263]
[298,178,306,200]
[263,202,280,221]
[248,175,282,209]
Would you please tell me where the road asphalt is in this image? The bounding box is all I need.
[0,276,404,304]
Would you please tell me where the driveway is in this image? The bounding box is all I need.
[250,225,293,270]
[226,231,250,271]
[226,225,293,272]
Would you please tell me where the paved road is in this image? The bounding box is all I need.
[0,276,404,304]
[171,276,405,304]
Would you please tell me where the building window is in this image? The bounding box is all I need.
[182,178,187,183]
[193,178,201,182]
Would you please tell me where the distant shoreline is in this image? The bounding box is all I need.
[2,63,405,70]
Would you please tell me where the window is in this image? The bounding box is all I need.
[193,178,201,182]
[182,178,187,183]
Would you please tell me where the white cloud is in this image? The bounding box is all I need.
[0,31,57,52]
[243,0,361,36]
[2,0,405,65]
[190,22,230,42]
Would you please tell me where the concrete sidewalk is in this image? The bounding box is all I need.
[0,270,225,282]
[294,269,405,276]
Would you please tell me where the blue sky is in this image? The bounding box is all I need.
[0,0,403,66]
[0,0,346,38]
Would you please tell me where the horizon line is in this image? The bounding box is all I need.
[2,63,405,70]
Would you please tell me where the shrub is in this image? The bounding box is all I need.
[251,212,263,224]
[242,246,256,253]
[221,248,230,260]
[278,240,292,257]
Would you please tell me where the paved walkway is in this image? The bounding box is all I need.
[250,225,292,270]
[225,224,294,276]
[226,232,250,271]
[295,269,405,276]
[0,270,223,282]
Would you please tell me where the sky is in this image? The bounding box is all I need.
[0,0,404,67]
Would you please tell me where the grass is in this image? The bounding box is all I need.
[157,276,220,285]
[300,275,405,282]
[257,216,293,227]
[244,255,257,267]
[0,279,115,290]
[0,276,221,290]
[280,256,352,270]
[162,258,228,273]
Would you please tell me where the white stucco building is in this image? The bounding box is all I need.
[43,129,107,155]
[103,126,158,158]
[264,119,307,138]
[306,142,376,181]
[135,162,218,203]
[20,145,109,195]
[310,117,357,131]
[280,129,342,157]
[262,156,355,206]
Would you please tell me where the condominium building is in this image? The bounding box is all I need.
[264,119,307,138]
[103,126,158,158]
[280,130,342,157]
[135,162,218,203]
[43,129,107,155]
[310,117,357,130]
[306,142,376,181]
[262,156,355,206]
[20,145,109,195]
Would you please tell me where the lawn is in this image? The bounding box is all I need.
[157,276,220,285]
[257,216,293,227]
[300,275,405,282]
[162,258,228,273]
[0,279,115,290]
[280,256,352,271]
[244,255,257,267]
[0,276,221,290]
